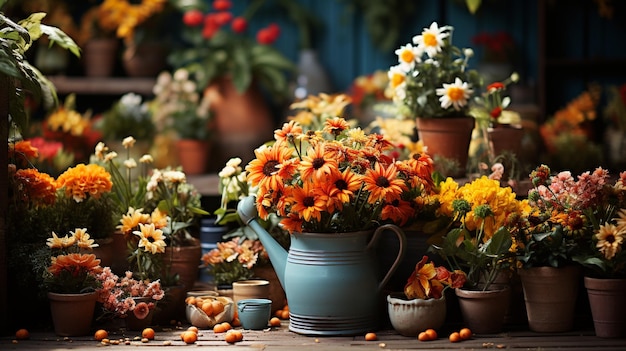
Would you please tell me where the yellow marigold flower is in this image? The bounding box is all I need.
[56,164,113,202]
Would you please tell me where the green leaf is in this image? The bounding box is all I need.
[484,227,512,256]
[40,24,81,58]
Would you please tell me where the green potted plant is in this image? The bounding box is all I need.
[517,165,620,334]
[429,176,523,333]
[150,68,214,175]
[387,21,482,177]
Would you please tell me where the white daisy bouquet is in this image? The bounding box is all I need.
[387,22,482,119]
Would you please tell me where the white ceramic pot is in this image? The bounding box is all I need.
[232,279,270,305]
[387,294,446,337]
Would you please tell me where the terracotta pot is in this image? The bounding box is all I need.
[164,239,202,293]
[584,277,626,338]
[455,285,511,334]
[203,77,275,172]
[175,139,210,175]
[232,279,270,305]
[83,38,119,77]
[387,294,446,337]
[519,265,581,332]
[488,126,524,158]
[122,43,167,77]
[124,297,156,330]
[415,117,474,178]
[48,291,98,336]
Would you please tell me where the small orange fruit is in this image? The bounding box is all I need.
[282,305,289,312]
[142,327,155,340]
[269,317,281,327]
[274,309,283,318]
[221,322,232,331]
[224,330,238,344]
[449,331,461,343]
[425,328,437,340]
[213,323,227,333]
[280,310,290,320]
[418,331,429,341]
[201,301,214,316]
[181,330,197,344]
[232,329,243,341]
[231,317,241,327]
[185,296,195,305]
[459,327,472,340]
[15,329,29,340]
[187,326,199,334]
[212,300,225,315]
[94,329,108,341]
[365,332,377,341]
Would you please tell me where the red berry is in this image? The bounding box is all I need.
[213,12,233,26]
[213,0,232,11]
[183,10,204,27]
[231,17,247,33]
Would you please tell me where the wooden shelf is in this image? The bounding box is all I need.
[47,76,156,96]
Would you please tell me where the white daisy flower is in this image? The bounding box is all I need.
[436,77,474,111]
[387,65,408,90]
[412,22,450,58]
[394,43,421,70]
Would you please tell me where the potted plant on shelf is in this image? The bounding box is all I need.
[42,229,103,337]
[429,176,525,333]
[387,255,466,337]
[387,21,482,177]
[514,165,609,333]
[97,0,171,77]
[168,0,295,168]
[150,68,213,174]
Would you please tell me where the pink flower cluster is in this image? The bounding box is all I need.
[96,267,165,319]
[532,167,610,211]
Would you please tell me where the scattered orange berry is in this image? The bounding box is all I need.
[282,304,289,312]
[280,310,290,320]
[213,323,227,333]
[15,329,29,340]
[201,301,214,316]
[365,332,378,341]
[187,326,199,334]
[275,309,283,318]
[449,331,461,343]
[94,329,108,341]
[270,317,281,327]
[221,322,232,331]
[142,328,155,340]
[231,317,241,327]
[425,328,438,340]
[181,330,197,344]
[224,330,242,344]
[459,327,472,340]
[212,300,225,315]
[418,331,429,341]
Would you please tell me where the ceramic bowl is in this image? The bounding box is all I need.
[387,294,446,337]
[186,295,234,328]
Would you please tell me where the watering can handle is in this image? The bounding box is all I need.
[367,224,406,293]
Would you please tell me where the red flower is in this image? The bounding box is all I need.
[183,10,204,27]
[490,106,502,119]
[212,0,232,11]
[231,17,247,33]
[133,302,151,320]
[487,82,505,92]
[256,24,280,45]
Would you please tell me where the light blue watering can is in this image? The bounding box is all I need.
[237,196,406,336]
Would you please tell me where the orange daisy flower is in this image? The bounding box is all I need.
[274,120,303,143]
[279,212,305,233]
[289,182,326,223]
[323,117,350,137]
[299,144,339,182]
[381,199,414,226]
[48,253,102,276]
[363,162,407,204]
[246,142,293,190]
[13,168,58,206]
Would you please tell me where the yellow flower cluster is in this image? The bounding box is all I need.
[46,107,90,137]
[56,163,113,202]
[436,176,529,240]
[99,0,167,45]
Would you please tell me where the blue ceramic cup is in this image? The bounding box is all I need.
[237,298,272,330]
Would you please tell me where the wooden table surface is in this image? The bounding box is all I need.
[3,320,626,351]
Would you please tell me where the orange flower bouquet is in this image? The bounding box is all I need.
[404,255,467,300]
[245,93,437,234]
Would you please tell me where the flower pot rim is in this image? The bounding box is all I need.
[386,294,445,305]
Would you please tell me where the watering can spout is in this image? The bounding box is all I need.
[237,196,287,290]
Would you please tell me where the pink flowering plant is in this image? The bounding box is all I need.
[96,267,165,321]
[516,165,626,271]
